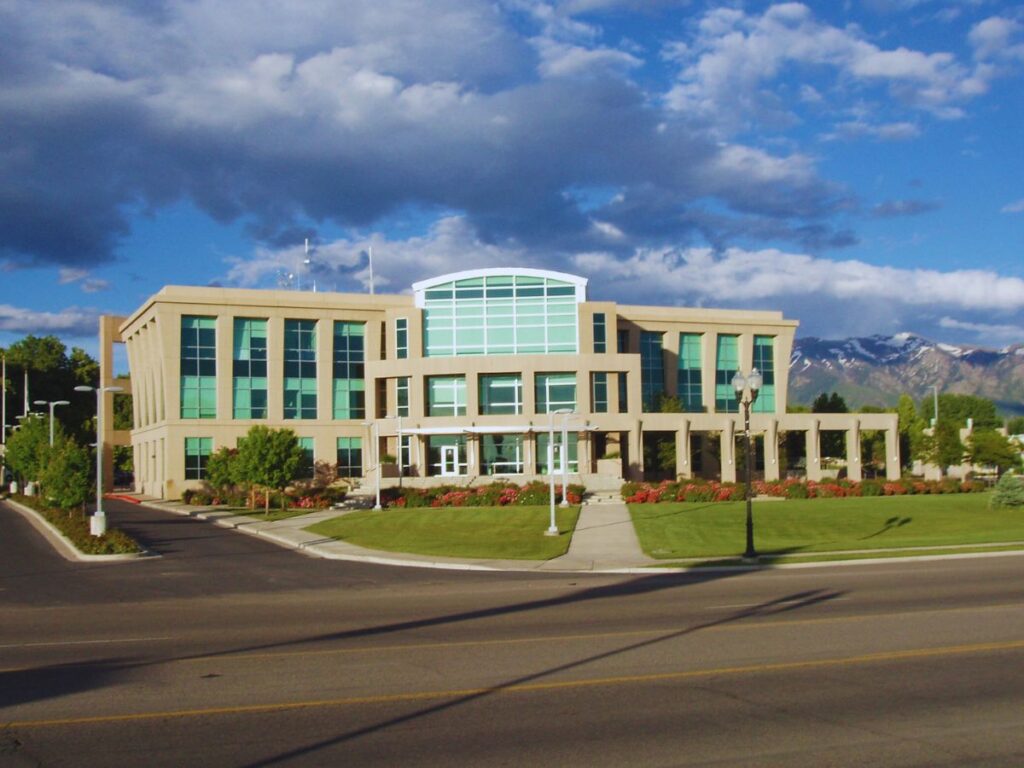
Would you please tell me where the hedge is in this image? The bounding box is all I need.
[621,477,987,503]
[382,481,585,509]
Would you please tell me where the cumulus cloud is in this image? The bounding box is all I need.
[938,316,1024,343]
[664,3,995,131]
[0,305,102,336]
[570,245,1024,313]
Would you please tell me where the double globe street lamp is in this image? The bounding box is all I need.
[33,399,70,446]
[731,368,762,561]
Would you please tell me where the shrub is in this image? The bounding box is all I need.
[860,480,883,496]
[785,482,809,499]
[991,473,1024,508]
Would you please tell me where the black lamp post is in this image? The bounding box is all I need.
[732,368,762,561]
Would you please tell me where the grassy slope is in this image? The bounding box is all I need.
[630,493,1024,559]
[306,505,580,560]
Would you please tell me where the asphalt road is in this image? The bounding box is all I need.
[2,499,1024,767]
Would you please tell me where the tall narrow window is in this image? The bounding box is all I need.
[427,376,467,416]
[617,329,629,353]
[396,318,408,359]
[715,334,740,413]
[752,335,776,413]
[535,373,576,414]
[591,372,608,413]
[640,331,665,411]
[184,437,212,479]
[677,333,704,412]
[618,372,628,413]
[593,313,606,353]
[479,374,523,415]
[233,318,267,418]
[284,320,317,419]
[333,321,365,419]
[181,316,216,419]
[336,437,363,477]
[396,376,410,417]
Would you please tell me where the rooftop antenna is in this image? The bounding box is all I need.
[368,245,375,295]
[304,238,315,292]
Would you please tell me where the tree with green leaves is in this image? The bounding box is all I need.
[236,426,303,514]
[897,393,927,466]
[991,472,1024,508]
[2,335,100,444]
[4,414,50,487]
[39,437,92,512]
[1006,416,1024,435]
[922,420,964,471]
[812,392,848,457]
[206,447,245,497]
[966,430,1021,476]
[928,393,1000,430]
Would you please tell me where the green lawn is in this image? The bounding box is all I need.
[631,493,1024,560]
[306,505,580,560]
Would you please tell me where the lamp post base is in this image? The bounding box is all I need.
[90,512,107,537]
[544,526,560,537]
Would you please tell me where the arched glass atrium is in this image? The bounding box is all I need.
[414,269,586,357]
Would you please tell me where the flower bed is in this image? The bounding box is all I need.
[382,481,585,509]
[621,477,986,503]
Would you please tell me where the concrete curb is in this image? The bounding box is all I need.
[2,497,154,563]
[131,499,1024,575]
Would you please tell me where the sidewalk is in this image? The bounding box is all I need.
[125,495,658,573]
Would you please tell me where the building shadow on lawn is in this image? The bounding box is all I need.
[237,582,846,768]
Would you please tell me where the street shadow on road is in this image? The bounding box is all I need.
[235,584,845,768]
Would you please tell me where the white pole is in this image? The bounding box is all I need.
[373,420,382,510]
[368,245,375,295]
[547,432,558,535]
[23,370,28,417]
[94,388,106,534]
[560,416,570,508]
[396,414,403,488]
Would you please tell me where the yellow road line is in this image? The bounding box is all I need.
[7,638,1024,730]
[173,599,1024,663]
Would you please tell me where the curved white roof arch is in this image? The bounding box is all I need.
[412,267,588,308]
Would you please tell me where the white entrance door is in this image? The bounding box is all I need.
[441,445,460,476]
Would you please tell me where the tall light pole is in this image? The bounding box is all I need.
[387,412,403,489]
[75,384,124,536]
[931,384,939,427]
[731,368,762,561]
[34,399,70,446]
[363,420,382,510]
[545,408,572,535]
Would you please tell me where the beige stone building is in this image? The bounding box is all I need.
[102,268,900,499]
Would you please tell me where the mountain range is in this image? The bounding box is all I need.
[789,333,1024,416]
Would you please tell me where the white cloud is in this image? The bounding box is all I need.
[969,17,1024,63]
[664,3,991,132]
[0,304,101,335]
[570,245,1024,312]
[938,316,1024,343]
[533,38,642,78]
[1001,199,1024,214]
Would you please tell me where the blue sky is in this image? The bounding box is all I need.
[1,0,1022,356]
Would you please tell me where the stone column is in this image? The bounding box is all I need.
[763,418,780,481]
[846,418,862,482]
[675,419,691,479]
[885,426,900,480]
[806,419,822,482]
[720,420,736,483]
[628,421,643,481]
